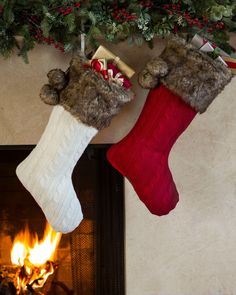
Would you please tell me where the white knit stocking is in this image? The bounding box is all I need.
[16,105,98,233]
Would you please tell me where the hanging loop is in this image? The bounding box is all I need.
[80,33,86,57]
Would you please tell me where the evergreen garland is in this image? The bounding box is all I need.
[0,0,236,62]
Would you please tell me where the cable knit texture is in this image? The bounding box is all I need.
[108,37,232,216]
[16,105,97,233]
[18,55,133,233]
[107,85,196,215]
[139,37,232,113]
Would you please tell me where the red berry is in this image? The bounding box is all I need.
[57,7,65,13]
[67,7,73,13]
[173,25,178,33]
[217,21,224,29]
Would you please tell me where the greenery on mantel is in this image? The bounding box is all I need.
[0,0,236,62]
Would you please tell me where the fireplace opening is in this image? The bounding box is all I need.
[0,145,124,295]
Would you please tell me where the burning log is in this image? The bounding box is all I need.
[0,264,74,295]
[0,262,57,295]
[15,260,57,294]
[0,223,62,295]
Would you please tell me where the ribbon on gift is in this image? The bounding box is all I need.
[90,58,108,80]
[107,63,132,89]
[90,58,132,89]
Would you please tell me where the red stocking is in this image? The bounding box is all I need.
[107,37,231,216]
[107,85,196,215]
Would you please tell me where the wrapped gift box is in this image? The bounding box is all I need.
[200,42,227,66]
[92,45,135,78]
[191,34,229,57]
[223,56,236,74]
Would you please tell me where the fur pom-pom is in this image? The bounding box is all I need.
[138,57,168,89]
[40,84,59,105]
[138,69,159,89]
[146,57,168,77]
[47,69,67,90]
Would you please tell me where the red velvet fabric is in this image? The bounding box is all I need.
[107,85,197,215]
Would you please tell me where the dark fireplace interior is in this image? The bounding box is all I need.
[0,145,124,295]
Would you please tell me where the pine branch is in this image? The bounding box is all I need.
[0,0,235,61]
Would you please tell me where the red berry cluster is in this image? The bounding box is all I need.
[183,12,205,29]
[162,3,225,33]
[207,21,224,33]
[162,4,205,30]
[112,6,137,23]
[57,2,80,16]
[184,12,224,32]
[34,29,64,52]
[202,15,209,23]
[163,3,181,15]
[29,15,39,25]
[140,1,154,8]
[215,21,225,30]
[173,25,179,33]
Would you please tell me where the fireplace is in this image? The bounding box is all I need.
[0,145,124,295]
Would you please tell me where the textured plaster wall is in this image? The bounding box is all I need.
[0,39,236,295]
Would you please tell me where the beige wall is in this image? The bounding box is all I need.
[1,39,236,295]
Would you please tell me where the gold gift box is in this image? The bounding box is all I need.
[92,45,135,79]
[223,56,236,75]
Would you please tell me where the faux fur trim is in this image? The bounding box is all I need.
[139,37,232,113]
[60,57,133,130]
[40,56,134,130]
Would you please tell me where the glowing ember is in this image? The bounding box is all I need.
[10,223,62,293]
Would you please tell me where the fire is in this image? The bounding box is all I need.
[11,223,62,292]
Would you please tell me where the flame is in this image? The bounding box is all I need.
[11,223,62,291]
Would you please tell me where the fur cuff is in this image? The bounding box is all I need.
[40,56,134,130]
[139,37,232,113]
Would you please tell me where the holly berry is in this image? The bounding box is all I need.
[173,25,178,33]
[207,27,214,33]
[215,21,224,29]
[141,1,153,8]
[74,2,81,8]
[57,5,75,16]
[57,7,65,13]
[202,15,209,23]
[63,7,73,16]
[112,7,137,23]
